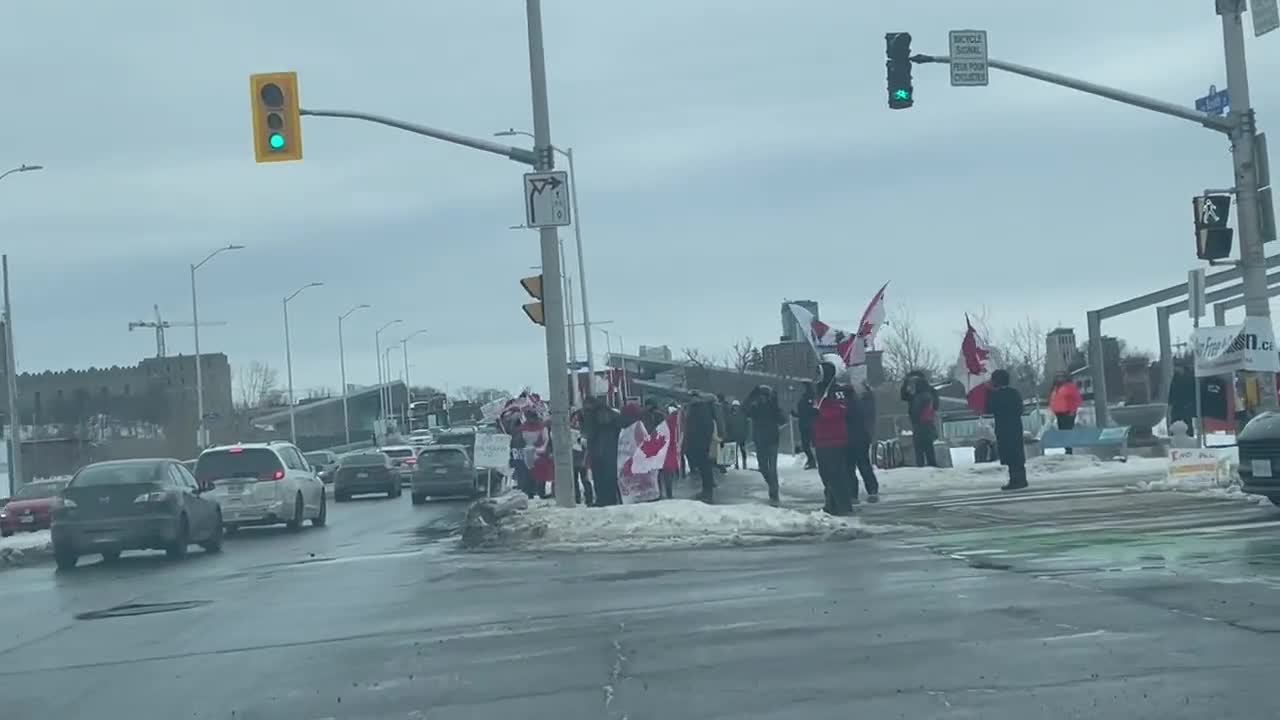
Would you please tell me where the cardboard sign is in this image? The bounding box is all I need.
[473,433,512,472]
[1168,447,1231,487]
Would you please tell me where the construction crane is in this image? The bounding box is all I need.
[129,305,227,358]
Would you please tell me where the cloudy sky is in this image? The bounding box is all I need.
[1,1,1278,398]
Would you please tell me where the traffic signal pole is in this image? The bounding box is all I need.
[914,0,1276,418]
[525,0,576,508]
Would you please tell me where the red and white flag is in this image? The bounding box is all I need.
[955,315,993,414]
[857,282,889,349]
[789,303,858,365]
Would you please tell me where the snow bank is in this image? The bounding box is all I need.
[0,529,52,567]
[493,499,910,551]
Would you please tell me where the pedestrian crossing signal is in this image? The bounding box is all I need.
[1193,195,1233,261]
[886,32,914,110]
[520,275,544,326]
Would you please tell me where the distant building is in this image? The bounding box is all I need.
[638,345,673,361]
[1044,327,1077,380]
[762,341,814,378]
[780,300,819,342]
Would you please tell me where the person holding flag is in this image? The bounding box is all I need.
[812,354,858,515]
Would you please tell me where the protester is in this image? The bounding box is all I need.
[1048,371,1083,454]
[504,413,533,497]
[683,392,718,503]
[846,381,880,503]
[986,368,1028,491]
[1168,364,1197,437]
[792,382,818,469]
[900,370,940,467]
[660,405,681,499]
[744,384,785,505]
[582,396,623,506]
[713,393,730,474]
[519,409,551,499]
[570,409,593,505]
[725,399,749,470]
[813,355,857,515]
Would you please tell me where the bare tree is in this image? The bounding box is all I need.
[881,307,945,382]
[235,361,279,409]
[455,386,507,403]
[1003,317,1047,392]
[728,337,765,373]
[682,347,715,368]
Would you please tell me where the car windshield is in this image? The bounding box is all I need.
[381,448,414,458]
[14,481,68,499]
[70,463,160,488]
[304,452,332,466]
[340,453,388,467]
[195,448,281,481]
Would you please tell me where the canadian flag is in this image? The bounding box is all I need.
[955,315,993,414]
[857,282,889,349]
[789,303,859,366]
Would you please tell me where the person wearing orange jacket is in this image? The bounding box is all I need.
[1048,371,1083,455]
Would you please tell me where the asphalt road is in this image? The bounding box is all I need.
[2,477,1280,718]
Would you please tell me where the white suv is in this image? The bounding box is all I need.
[195,441,327,532]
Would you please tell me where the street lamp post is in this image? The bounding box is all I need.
[400,329,428,429]
[283,282,323,445]
[383,346,397,430]
[496,130,597,393]
[191,244,244,450]
[338,304,370,446]
[375,320,402,438]
[0,164,41,493]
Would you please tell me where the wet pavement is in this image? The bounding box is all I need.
[2,472,1280,717]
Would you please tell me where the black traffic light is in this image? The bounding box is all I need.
[886,32,913,109]
[520,275,545,326]
[1193,194,1233,261]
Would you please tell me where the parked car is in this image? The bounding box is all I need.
[379,445,418,485]
[50,459,222,569]
[333,452,401,501]
[195,441,327,533]
[411,444,483,504]
[0,478,70,537]
[304,450,339,483]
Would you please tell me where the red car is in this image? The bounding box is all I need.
[1,479,69,537]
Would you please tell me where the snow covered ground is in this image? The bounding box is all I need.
[498,499,918,552]
[0,529,52,566]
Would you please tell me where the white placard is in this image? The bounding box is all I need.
[949,30,989,87]
[473,433,513,471]
[522,171,571,228]
[1192,316,1280,376]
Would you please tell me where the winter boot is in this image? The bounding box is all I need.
[866,493,880,503]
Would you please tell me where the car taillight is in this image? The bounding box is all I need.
[405,458,417,466]
[133,491,170,504]
[259,469,286,481]
[55,497,78,509]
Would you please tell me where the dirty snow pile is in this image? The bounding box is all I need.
[498,499,898,551]
[0,529,52,566]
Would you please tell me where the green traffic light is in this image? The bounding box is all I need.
[894,89,911,101]
[269,133,286,150]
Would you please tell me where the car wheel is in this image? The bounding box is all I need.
[54,547,78,570]
[200,512,224,553]
[223,522,240,536]
[166,515,189,560]
[1268,495,1280,507]
[312,494,327,527]
[411,493,426,505]
[335,492,349,503]
[99,548,120,563]
[1,529,12,538]
[286,493,304,531]
[387,483,398,499]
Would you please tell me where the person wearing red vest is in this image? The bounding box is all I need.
[812,355,858,515]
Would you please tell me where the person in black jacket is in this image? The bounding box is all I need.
[745,384,786,505]
[986,368,1027,491]
[582,396,624,506]
[792,382,818,469]
[1167,364,1196,437]
[846,381,880,503]
[900,371,940,467]
[683,392,718,503]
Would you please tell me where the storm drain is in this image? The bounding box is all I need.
[75,600,211,620]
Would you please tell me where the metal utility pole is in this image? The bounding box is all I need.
[338,304,369,446]
[400,329,427,429]
[283,282,323,445]
[1220,0,1276,410]
[526,0,575,507]
[190,244,244,449]
[3,256,22,493]
[374,319,402,435]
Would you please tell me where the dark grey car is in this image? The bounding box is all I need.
[411,445,479,504]
[50,459,223,570]
[333,452,401,501]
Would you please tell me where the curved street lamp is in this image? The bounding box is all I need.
[191,244,245,448]
[338,304,371,445]
[283,282,324,444]
[375,319,403,426]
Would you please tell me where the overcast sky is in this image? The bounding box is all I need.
[2,1,1278,397]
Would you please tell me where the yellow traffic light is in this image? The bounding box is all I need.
[250,72,303,163]
[521,275,544,326]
